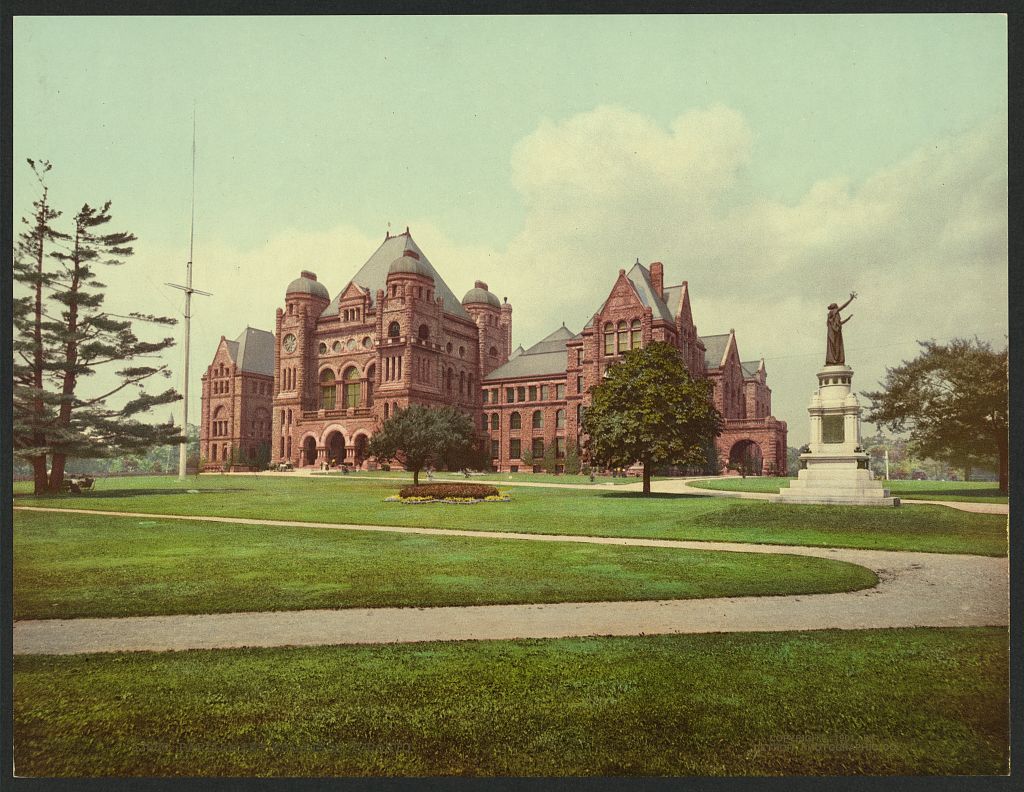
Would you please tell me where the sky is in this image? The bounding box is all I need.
[13,14,1008,445]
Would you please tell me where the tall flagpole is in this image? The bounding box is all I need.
[168,106,211,479]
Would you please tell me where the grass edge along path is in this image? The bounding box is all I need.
[13,508,879,620]
[13,627,1009,776]
[688,476,1008,504]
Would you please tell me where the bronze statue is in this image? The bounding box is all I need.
[826,292,857,365]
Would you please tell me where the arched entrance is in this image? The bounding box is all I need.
[325,430,346,467]
[353,434,369,468]
[302,436,317,467]
[729,440,764,476]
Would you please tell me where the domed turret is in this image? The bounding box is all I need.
[387,249,433,280]
[462,280,500,308]
[286,270,329,300]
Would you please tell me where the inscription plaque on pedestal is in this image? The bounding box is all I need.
[822,415,845,444]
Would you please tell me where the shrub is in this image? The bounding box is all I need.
[398,483,499,499]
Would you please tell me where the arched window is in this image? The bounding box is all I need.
[631,319,641,349]
[446,368,453,393]
[418,324,429,340]
[556,408,566,429]
[532,410,543,429]
[365,364,375,405]
[481,414,489,431]
[459,371,466,395]
[604,322,615,355]
[617,321,628,353]
[319,369,336,410]
[384,402,390,419]
[343,366,361,409]
[388,321,401,338]
[510,411,521,430]
[488,346,498,357]
[212,445,218,461]
[490,413,499,430]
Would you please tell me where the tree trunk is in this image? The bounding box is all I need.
[413,468,419,486]
[642,462,651,495]
[48,227,82,494]
[32,194,47,496]
[963,464,972,483]
[32,456,48,496]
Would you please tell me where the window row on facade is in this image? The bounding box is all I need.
[495,436,567,460]
[482,383,567,404]
[319,367,369,410]
[319,337,373,354]
[482,409,566,431]
[603,319,642,355]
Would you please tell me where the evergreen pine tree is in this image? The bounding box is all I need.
[12,160,67,494]
[41,199,182,492]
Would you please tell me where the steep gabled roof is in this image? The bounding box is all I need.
[226,327,275,376]
[625,262,675,323]
[700,333,731,370]
[484,325,579,381]
[741,359,765,379]
[322,232,470,320]
[524,325,576,355]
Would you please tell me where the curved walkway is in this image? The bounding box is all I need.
[13,506,1008,656]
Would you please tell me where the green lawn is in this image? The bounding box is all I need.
[14,475,1008,556]
[13,627,1008,776]
[688,476,1009,504]
[12,510,877,620]
[313,469,637,485]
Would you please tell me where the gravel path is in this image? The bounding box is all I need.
[13,506,1008,656]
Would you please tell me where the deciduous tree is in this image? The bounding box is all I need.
[368,405,476,485]
[864,338,1007,493]
[582,342,723,495]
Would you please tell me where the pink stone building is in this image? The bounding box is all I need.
[201,233,787,475]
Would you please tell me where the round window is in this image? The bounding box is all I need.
[282,334,297,353]
[362,337,373,349]
[319,342,327,354]
[346,338,357,351]
[332,340,341,353]
[459,346,465,358]
[446,342,453,353]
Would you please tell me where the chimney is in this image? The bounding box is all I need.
[300,270,317,281]
[649,262,664,299]
[474,280,488,291]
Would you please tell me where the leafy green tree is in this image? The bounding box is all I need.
[582,341,723,495]
[368,405,476,485]
[15,184,183,493]
[864,338,1007,493]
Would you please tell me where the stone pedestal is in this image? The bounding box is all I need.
[778,364,900,507]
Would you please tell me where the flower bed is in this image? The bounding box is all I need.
[399,483,499,499]
[386,483,509,505]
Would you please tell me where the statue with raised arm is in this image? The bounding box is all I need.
[825,292,857,365]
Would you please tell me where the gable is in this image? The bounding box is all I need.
[321,232,470,320]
